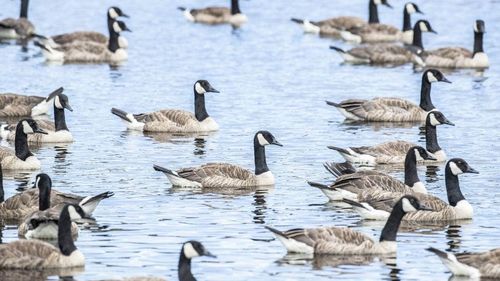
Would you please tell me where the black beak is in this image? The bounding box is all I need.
[442,118,454,126]
[203,250,217,258]
[383,2,393,8]
[272,139,283,147]
[465,166,479,174]
[416,9,424,15]
[424,154,437,161]
[121,13,130,18]
[441,77,452,83]
[35,127,48,135]
[430,28,438,34]
[64,103,74,112]
[207,85,220,93]
[124,27,132,32]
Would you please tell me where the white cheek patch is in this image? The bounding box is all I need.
[35,176,41,189]
[195,82,205,94]
[183,243,199,259]
[474,22,479,33]
[420,22,429,32]
[257,133,269,146]
[449,162,463,175]
[429,113,440,126]
[22,121,34,134]
[68,206,82,220]
[427,72,438,83]
[415,149,424,161]
[402,198,418,212]
[406,4,416,14]
[374,0,382,4]
[109,8,119,19]
[54,95,63,109]
[113,22,122,33]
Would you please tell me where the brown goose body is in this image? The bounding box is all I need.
[0,17,34,39]
[428,247,500,278]
[133,109,218,133]
[18,207,80,239]
[0,94,44,117]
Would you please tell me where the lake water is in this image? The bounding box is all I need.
[0,0,499,280]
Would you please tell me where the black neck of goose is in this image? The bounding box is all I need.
[368,1,379,24]
[412,25,424,49]
[54,105,69,132]
[419,78,434,111]
[20,0,29,18]
[473,32,484,56]
[58,206,78,256]
[194,92,209,122]
[39,184,51,211]
[178,251,196,281]
[0,167,3,203]
[425,123,440,153]
[402,9,411,31]
[231,0,241,15]
[254,140,269,175]
[14,125,33,161]
[108,31,120,53]
[404,150,419,187]
[445,165,465,207]
[379,201,405,242]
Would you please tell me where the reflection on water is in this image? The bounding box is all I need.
[252,187,271,224]
[446,225,463,251]
[0,267,84,281]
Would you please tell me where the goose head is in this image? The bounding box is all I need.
[447,158,479,176]
[426,111,454,127]
[35,173,52,192]
[412,146,436,161]
[405,2,423,14]
[108,6,129,19]
[424,69,451,84]
[67,204,88,221]
[373,0,393,8]
[415,19,436,33]
[19,119,47,135]
[112,21,132,34]
[194,80,219,95]
[474,20,485,34]
[54,93,73,112]
[255,131,282,147]
[400,195,432,213]
[182,240,216,259]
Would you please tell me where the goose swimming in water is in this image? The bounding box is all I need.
[111,80,220,133]
[291,0,392,37]
[330,20,436,65]
[0,204,88,269]
[0,87,62,117]
[340,2,423,44]
[326,69,450,122]
[427,247,500,278]
[154,131,282,188]
[343,158,478,222]
[421,20,489,69]
[38,7,129,49]
[178,0,247,27]
[1,91,74,143]
[328,111,454,165]
[266,195,428,254]
[0,0,35,39]
[34,21,130,64]
[308,146,435,201]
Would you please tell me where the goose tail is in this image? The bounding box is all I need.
[290,18,320,34]
[323,161,356,178]
[154,165,201,187]
[290,18,304,24]
[426,247,481,277]
[307,181,332,190]
[153,164,176,176]
[325,100,341,107]
[79,191,115,215]
[111,108,133,123]
[340,30,362,43]
[329,45,346,54]
[177,7,187,11]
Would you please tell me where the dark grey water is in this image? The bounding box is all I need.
[0,0,499,280]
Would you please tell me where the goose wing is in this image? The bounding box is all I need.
[316,16,365,29]
[348,23,399,35]
[177,163,255,188]
[191,7,230,17]
[0,94,45,117]
[134,109,199,131]
[334,171,410,194]
[347,97,422,121]
[424,47,472,59]
[0,18,17,29]
[50,190,84,206]
[351,140,414,158]
[51,31,107,45]
[358,189,450,214]
[456,249,500,276]
[0,189,39,221]
[348,44,413,64]
[57,42,110,62]
[0,240,60,269]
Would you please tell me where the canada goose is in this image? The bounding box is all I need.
[34,21,130,63]
[1,92,73,143]
[308,146,435,201]
[0,87,62,117]
[39,7,129,49]
[154,131,282,188]
[290,0,392,37]
[326,69,449,122]
[0,171,113,223]
[0,204,87,269]
[344,158,478,221]
[340,2,423,44]
[0,119,46,170]
[421,20,489,69]
[328,111,454,165]
[330,20,436,65]
[178,0,247,27]
[427,247,500,278]
[266,195,428,254]
[0,0,35,39]
[111,80,220,132]
[18,173,79,239]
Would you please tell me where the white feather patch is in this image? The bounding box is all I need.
[109,8,119,19]
[183,242,200,258]
[427,72,438,82]
[195,82,205,94]
[113,22,122,33]
[54,95,63,109]
[454,200,473,219]
[406,3,417,14]
[429,113,440,126]
[257,133,269,146]
[449,162,463,175]
[419,21,429,32]
[68,206,82,221]
[402,198,417,213]
[256,171,275,185]
[22,121,34,134]
[411,182,428,194]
